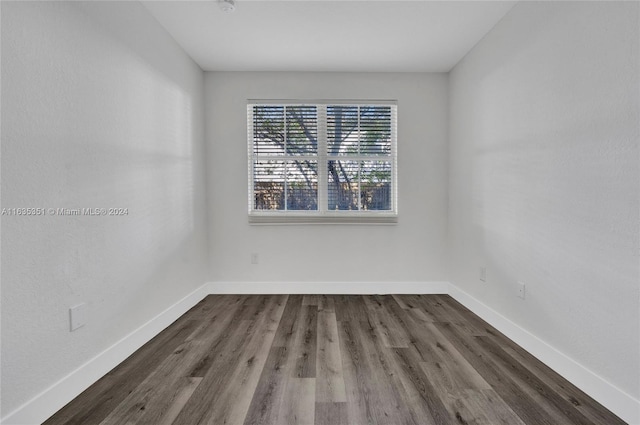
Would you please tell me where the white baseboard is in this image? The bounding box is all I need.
[207,281,450,294]
[1,283,210,425]
[449,285,640,425]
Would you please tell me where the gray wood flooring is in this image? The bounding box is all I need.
[44,294,627,425]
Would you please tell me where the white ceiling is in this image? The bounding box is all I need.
[142,1,516,72]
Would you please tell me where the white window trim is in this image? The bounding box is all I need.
[248,100,398,225]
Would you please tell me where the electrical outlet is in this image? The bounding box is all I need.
[517,282,526,299]
[251,253,259,264]
[69,303,87,331]
[479,266,486,282]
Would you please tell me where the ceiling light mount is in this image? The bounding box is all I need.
[219,0,236,13]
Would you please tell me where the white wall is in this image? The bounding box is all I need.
[206,72,448,285]
[1,1,207,417]
[449,0,638,408]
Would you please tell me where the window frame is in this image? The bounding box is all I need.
[247,100,398,224]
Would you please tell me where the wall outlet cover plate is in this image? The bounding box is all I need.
[69,303,87,331]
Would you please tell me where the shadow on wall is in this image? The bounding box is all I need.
[1,1,206,418]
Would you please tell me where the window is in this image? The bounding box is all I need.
[248,101,397,223]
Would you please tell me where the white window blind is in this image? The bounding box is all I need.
[248,101,397,224]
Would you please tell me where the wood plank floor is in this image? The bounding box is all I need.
[44,295,627,425]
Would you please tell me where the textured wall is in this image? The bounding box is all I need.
[449,0,639,401]
[1,1,206,415]
[206,72,449,284]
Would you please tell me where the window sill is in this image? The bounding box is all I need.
[248,212,398,225]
